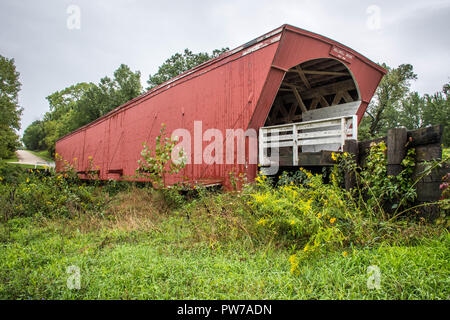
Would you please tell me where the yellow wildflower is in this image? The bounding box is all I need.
[26,178,30,183]
[330,217,336,224]
[317,213,322,218]
[331,152,337,161]
[290,220,295,225]
[342,251,348,257]
[257,218,267,226]
[288,254,300,274]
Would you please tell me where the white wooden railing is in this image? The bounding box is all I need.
[259,115,358,166]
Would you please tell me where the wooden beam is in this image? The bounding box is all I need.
[331,91,344,106]
[282,81,303,90]
[294,66,311,89]
[320,96,330,108]
[342,91,353,103]
[287,101,299,122]
[310,98,320,110]
[302,70,349,76]
[288,85,308,113]
[299,79,355,100]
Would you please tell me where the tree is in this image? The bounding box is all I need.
[71,64,143,130]
[45,82,94,122]
[397,91,426,130]
[37,83,95,156]
[22,120,46,151]
[423,83,450,146]
[0,55,22,159]
[359,63,417,139]
[146,48,229,90]
[22,64,143,157]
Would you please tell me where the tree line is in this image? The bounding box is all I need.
[21,48,228,157]
[359,63,449,144]
[0,55,22,159]
[0,50,448,161]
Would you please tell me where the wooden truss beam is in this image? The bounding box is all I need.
[286,85,308,113]
[294,65,311,89]
[299,79,355,100]
[288,69,349,77]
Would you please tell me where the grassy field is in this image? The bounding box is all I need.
[5,163,51,170]
[0,186,448,300]
[3,154,18,163]
[28,150,53,162]
[1,142,449,300]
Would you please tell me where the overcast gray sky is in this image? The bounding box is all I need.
[1,0,449,136]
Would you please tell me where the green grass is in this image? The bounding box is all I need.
[28,150,53,162]
[5,163,49,170]
[1,214,448,300]
[3,154,18,163]
[0,163,448,300]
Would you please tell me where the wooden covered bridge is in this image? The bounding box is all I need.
[56,24,386,189]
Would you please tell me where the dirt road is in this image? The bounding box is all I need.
[8,150,55,168]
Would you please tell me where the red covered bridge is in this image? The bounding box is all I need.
[56,24,386,189]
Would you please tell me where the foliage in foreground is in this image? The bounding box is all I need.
[0,141,449,299]
[0,55,23,159]
[0,184,448,299]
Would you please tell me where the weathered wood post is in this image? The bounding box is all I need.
[343,139,359,190]
[409,125,446,203]
[387,128,407,176]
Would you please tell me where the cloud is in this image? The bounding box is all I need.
[0,0,448,135]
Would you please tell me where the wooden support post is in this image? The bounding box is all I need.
[387,128,407,176]
[340,117,346,149]
[343,139,359,190]
[259,128,264,166]
[352,115,358,140]
[292,124,299,166]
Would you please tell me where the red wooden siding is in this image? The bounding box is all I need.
[56,24,385,189]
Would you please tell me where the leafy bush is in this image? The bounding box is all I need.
[0,170,107,221]
[247,142,448,275]
[248,169,366,274]
[136,123,185,188]
[0,160,26,184]
[332,142,417,219]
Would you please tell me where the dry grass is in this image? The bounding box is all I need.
[103,187,169,232]
[40,187,171,234]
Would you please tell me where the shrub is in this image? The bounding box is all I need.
[136,123,185,188]
[0,170,107,221]
[333,142,417,219]
[248,169,365,273]
[247,141,448,275]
